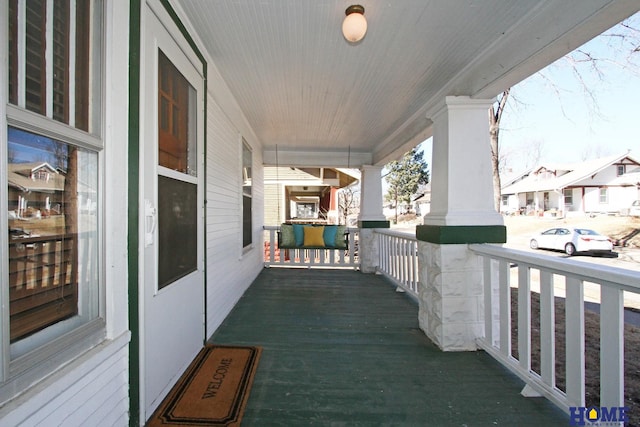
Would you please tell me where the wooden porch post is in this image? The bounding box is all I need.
[358,165,389,273]
[416,96,506,351]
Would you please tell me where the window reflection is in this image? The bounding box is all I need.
[7,127,99,350]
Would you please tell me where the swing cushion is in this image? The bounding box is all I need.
[292,224,305,246]
[278,224,349,249]
[334,225,348,249]
[323,225,339,247]
[280,224,296,247]
[303,226,325,247]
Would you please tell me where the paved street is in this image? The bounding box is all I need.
[504,233,640,272]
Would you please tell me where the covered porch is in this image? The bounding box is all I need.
[210,267,567,425]
[3,1,640,426]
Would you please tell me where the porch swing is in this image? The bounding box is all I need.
[274,145,350,251]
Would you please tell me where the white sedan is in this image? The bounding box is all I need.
[529,227,613,256]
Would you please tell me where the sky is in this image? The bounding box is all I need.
[418,12,640,175]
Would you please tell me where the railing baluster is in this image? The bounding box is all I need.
[483,256,494,346]
[600,284,624,409]
[392,237,397,279]
[539,270,555,388]
[400,238,405,285]
[518,264,531,372]
[270,229,276,263]
[499,260,511,357]
[565,276,585,408]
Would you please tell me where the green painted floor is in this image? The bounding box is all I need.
[208,268,568,426]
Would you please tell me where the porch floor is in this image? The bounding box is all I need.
[208,268,568,426]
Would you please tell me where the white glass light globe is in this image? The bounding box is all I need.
[342,13,367,43]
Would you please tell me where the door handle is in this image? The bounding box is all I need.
[145,199,156,247]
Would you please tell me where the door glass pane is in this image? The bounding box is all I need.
[157,50,197,176]
[157,176,197,289]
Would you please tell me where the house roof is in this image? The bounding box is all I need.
[500,167,534,189]
[502,152,639,194]
[175,1,639,167]
[8,162,65,193]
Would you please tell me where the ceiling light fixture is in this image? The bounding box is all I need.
[342,5,367,43]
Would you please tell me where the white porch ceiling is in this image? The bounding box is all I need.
[175,0,639,166]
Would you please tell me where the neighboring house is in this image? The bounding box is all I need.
[264,167,359,225]
[8,162,65,216]
[500,152,640,217]
[413,183,432,217]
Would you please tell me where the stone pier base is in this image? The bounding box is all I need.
[417,241,484,351]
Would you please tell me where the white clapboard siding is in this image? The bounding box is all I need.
[205,94,264,334]
[2,334,130,427]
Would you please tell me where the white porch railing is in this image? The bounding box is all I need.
[263,226,359,268]
[375,229,419,298]
[470,243,640,414]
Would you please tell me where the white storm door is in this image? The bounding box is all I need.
[141,8,205,419]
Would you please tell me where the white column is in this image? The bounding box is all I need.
[358,165,388,273]
[359,165,385,222]
[425,96,502,226]
[417,96,505,351]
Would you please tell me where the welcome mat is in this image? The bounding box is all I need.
[147,345,262,426]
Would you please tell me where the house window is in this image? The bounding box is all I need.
[242,139,252,248]
[564,188,573,205]
[617,165,625,176]
[296,201,319,219]
[3,0,103,398]
[599,187,608,203]
[525,192,534,207]
[501,195,508,206]
[32,169,51,182]
[9,0,95,132]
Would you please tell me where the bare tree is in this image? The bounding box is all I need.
[489,90,509,212]
[338,186,359,225]
[489,15,640,210]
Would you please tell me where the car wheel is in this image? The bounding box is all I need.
[530,239,539,249]
[565,243,576,256]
